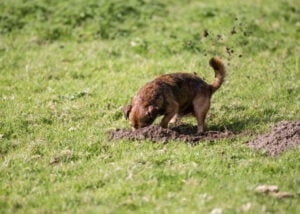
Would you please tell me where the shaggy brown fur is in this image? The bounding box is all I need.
[123,57,225,133]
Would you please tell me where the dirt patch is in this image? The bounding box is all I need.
[109,120,300,155]
[108,124,234,144]
[246,120,300,156]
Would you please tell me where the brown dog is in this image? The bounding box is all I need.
[123,57,225,133]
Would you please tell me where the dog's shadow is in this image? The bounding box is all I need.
[207,117,266,135]
[171,116,264,136]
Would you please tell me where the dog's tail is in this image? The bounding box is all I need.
[209,57,226,94]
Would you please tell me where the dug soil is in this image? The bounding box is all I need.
[109,120,300,156]
[246,120,300,156]
[108,124,234,144]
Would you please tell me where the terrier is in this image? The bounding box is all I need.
[123,57,225,133]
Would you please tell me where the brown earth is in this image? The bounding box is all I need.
[246,120,300,156]
[109,120,300,156]
[108,124,234,144]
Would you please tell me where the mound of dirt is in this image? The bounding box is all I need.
[109,120,300,156]
[246,120,300,156]
[108,124,234,144]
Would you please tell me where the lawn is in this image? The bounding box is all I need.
[0,0,299,213]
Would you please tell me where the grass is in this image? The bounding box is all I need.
[0,0,300,213]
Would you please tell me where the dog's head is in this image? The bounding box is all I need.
[123,104,158,130]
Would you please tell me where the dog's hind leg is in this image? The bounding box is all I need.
[193,94,210,133]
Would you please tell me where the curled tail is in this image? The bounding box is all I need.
[209,57,226,94]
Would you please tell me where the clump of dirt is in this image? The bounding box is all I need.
[226,47,234,56]
[246,120,300,156]
[108,124,234,144]
[203,29,209,37]
[230,27,237,34]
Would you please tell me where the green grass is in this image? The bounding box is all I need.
[0,0,300,213]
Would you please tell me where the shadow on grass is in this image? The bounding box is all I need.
[207,118,259,134]
[174,116,270,136]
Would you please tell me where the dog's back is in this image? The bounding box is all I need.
[136,73,210,117]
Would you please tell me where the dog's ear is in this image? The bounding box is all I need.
[123,105,132,120]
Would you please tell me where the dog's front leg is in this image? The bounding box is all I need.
[169,114,178,124]
[160,102,179,128]
[160,113,176,128]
